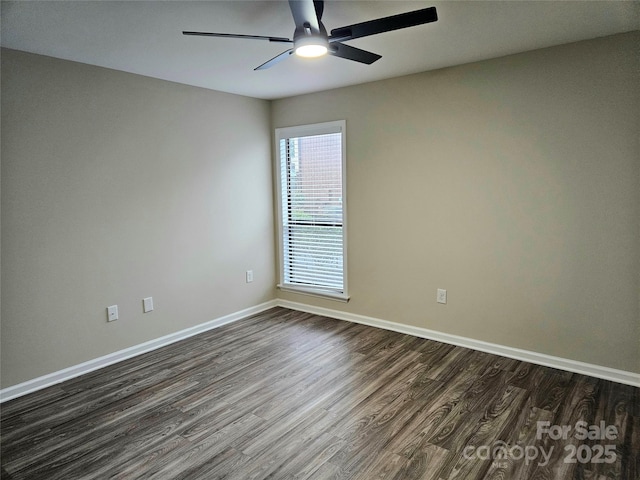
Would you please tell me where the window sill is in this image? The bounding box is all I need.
[277,284,350,303]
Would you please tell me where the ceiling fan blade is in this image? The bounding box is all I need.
[313,0,324,22]
[329,6,437,42]
[183,31,292,44]
[254,49,294,70]
[288,0,321,33]
[329,43,381,65]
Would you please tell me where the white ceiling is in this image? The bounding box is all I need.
[2,1,639,100]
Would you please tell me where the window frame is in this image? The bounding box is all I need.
[274,120,349,302]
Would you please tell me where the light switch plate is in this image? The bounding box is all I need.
[143,297,154,313]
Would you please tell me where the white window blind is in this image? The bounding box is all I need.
[276,121,347,300]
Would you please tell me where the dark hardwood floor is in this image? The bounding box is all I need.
[1,307,638,479]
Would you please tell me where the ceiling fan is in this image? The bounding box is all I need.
[183,0,438,70]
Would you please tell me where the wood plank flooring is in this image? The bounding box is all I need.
[1,307,638,479]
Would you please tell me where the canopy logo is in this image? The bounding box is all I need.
[462,421,618,467]
[462,441,553,467]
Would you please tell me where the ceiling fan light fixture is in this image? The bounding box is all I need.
[294,35,329,58]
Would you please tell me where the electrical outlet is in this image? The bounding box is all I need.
[437,289,447,304]
[107,305,119,322]
[246,270,254,283]
[143,297,154,313]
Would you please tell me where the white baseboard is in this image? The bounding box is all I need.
[3,298,637,403]
[0,300,278,403]
[276,299,640,388]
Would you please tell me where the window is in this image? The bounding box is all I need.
[275,120,348,301]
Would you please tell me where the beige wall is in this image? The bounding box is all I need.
[272,32,640,373]
[1,49,276,387]
[2,31,638,390]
